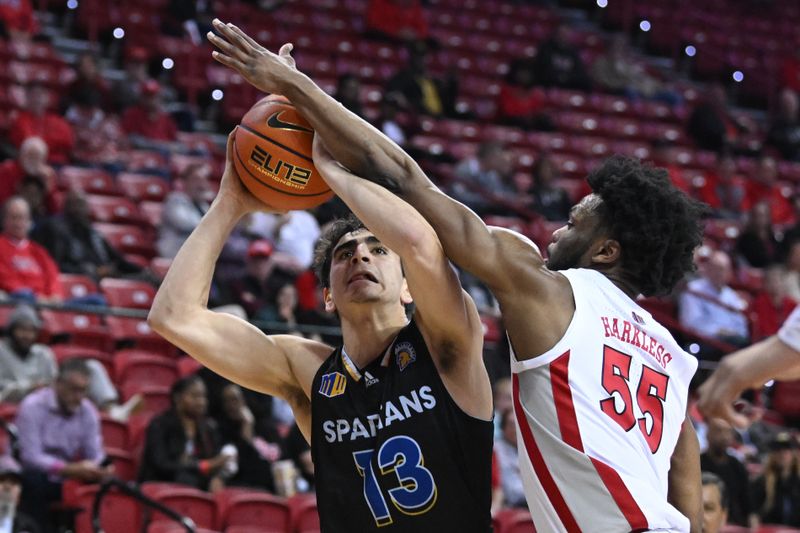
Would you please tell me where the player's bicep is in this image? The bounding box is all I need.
[151,309,311,399]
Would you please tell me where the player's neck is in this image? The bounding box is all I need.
[339,306,408,368]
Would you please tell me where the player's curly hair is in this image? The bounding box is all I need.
[312,213,366,288]
[587,155,708,297]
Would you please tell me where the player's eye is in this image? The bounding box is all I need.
[338,250,353,260]
[373,247,388,255]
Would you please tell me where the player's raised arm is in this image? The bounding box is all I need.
[148,132,328,427]
[312,137,491,419]
[206,20,546,297]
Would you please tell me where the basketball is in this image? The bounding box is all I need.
[233,94,333,210]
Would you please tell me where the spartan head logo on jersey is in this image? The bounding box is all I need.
[395,342,417,371]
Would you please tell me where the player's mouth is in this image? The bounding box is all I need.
[348,272,378,285]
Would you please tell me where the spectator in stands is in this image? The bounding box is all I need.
[227,239,277,318]
[679,250,750,351]
[63,53,110,113]
[494,409,526,508]
[365,0,429,42]
[0,456,41,533]
[216,383,279,492]
[528,152,572,221]
[745,155,794,225]
[650,140,692,195]
[255,282,304,331]
[0,197,63,304]
[334,73,364,118]
[244,211,321,275]
[157,163,213,258]
[283,422,313,492]
[532,24,591,91]
[33,189,144,281]
[376,93,409,146]
[701,472,729,533]
[700,419,753,527]
[121,80,178,144]
[112,47,150,111]
[0,137,55,207]
[9,83,75,165]
[736,201,779,268]
[16,359,111,527]
[16,176,49,232]
[496,58,553,131]
[0,0,36,40]
[687,84,747,153]
[385,40,460,118]
[449,141,516,215]
[139,376,234,492]
[752,432,800,527]
[0,305,56,404]
[781,239,800,303]
[164,0,215,45]
[591,34,676,103]
[65,88,127,168]
[698,152,746,219]
[751,266,796,341]
[767,88,800,161]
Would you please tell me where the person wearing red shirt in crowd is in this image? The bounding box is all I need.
[121,80,178,143]
[0,137,55,206]
[698,152,747,219]
[650,140,693,196]
[744,155,794,225]
[10,84,75,165]
[0,0,37,40]
[751,266,797,342]
[366,0,429,42]
[781,48,800,94]
[496,58,552,131]
[736,202,779,268]
[0,197,63,303]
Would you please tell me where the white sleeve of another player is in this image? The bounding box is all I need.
[777,307,800,354]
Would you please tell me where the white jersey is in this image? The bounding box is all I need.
[511,269,698,533]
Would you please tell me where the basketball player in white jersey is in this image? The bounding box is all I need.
[699,306,800,428]
[209,20,705,532]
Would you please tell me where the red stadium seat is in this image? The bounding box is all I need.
[100,415,129,449]
[58,167,118,196]
[139,201,164,228]
[39,309,111,351]
[105,316,175,355]
[95,223,156,258]
[147,488,217,531]
[288,494,319,533]
[85,195,142,224]
[104,447,136,481]
[176,356,202,377]
[216,491,290,532]
[58,274,100,301]
[100,278,156,310]
[125,150,169,173]
[73,484,141,533]
[115,352,178,390]
[150,257,172,280]
[494,509,536,533]
[117,173,169,202]
[771,381,800,419]
[121,384,170,416]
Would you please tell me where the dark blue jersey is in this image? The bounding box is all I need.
[311,318,493,532]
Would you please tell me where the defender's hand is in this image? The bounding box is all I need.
[208,19,298,95]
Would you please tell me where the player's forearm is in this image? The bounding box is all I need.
[149,197,242,328]
[718,336,800,388]
[668,418,702,533]
[284,74,427,195]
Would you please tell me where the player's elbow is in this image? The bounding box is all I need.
[147,290,181,334]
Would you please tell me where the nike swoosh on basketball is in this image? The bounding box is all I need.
[266,111,313,133]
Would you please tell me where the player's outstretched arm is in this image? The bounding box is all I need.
[207,20,546,296]
[668,417,702,533]
[148,132,329,421]
[312,137,491,419]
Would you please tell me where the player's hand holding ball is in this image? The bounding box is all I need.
[216,129,276,215]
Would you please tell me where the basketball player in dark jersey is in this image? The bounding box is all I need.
[148,132,494,531]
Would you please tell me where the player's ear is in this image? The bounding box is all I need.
[323,286,337,313]
[400,278,413,305]
[591,238,621,265]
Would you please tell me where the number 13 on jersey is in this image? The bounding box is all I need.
[353,435,438,527]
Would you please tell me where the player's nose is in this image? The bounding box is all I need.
[350,243,371,263]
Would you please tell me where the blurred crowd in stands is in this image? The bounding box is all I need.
[1,0,800,531]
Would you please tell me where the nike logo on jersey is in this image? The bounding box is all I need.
[266,111,313,133]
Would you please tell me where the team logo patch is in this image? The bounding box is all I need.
[318,372,347,397]
[631,311,646,325]
[395,342,417,371]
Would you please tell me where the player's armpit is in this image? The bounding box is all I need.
[148,307,329,404]
[667,416,702,533]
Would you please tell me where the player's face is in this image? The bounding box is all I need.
[546,194,606,271]
[325,229,410,313]
[702,484,727,533]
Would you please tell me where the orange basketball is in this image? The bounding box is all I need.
[233,95,333,210]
